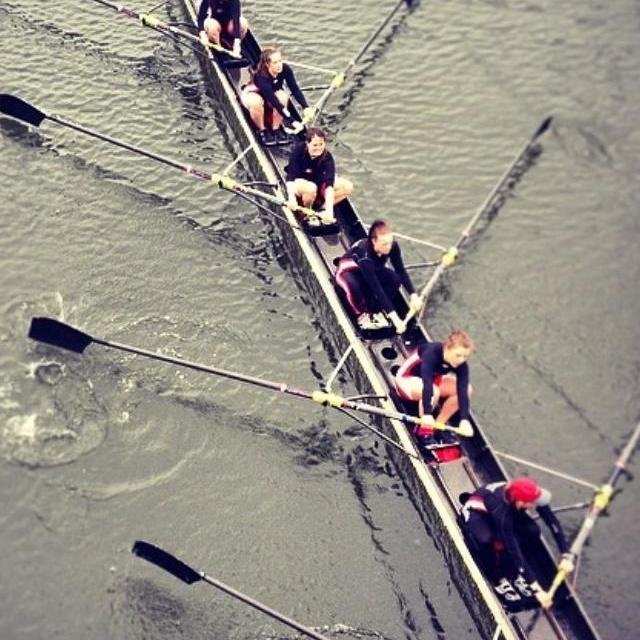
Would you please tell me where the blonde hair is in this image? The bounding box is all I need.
[443,330,474,351]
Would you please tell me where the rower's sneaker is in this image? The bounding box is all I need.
[357,313,389,331]
[273,127,291,145]
[258,129,275,146]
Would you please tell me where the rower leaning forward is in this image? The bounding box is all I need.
[241,46,315,146]
[460,477,574,610]
[336,219,422,332]
[198,0,248,58]
[394,330,473,452]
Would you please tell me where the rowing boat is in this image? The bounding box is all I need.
[178,2,601,638]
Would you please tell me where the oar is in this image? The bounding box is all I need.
[132,541,331,640]
[403,116,553,326]
[89,0,241,58]
[0,94,317,220]
[27,316,473,438]
[547,421,640,602]
[306,0,415,123]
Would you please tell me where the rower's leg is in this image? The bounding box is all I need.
[241,92,265,130]
[333,176,354,204]
[272,90,290,130]
[204,17,223,44]
[293,179,317,207]
[436,378,473,424]
[225,16,249,40]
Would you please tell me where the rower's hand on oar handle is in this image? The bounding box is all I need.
[558,553,575,575]
[531,582,554,609]
[302,106,318,124]
[408,293,423,314]
[232,38,241,59]
[388,311,406,334]
[457,419,473,437]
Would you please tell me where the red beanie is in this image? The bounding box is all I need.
[507,477,550,505]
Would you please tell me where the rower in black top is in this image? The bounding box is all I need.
[286,127,353,222]
[241,46,315,146]
[336,219,421,332]
[461,477,575,610]
[394,330,473,438]
[198,0,248,58]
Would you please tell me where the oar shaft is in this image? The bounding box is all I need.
[90,335,312,400]
[310,0,412,120]
[549,421,640,599]
[352,0,409,67]
[405,116,553,325]
[90,0,232,54]
[47,113,195,176]
[200,573,330,640]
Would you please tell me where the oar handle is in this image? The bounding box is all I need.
[401,247,459,325]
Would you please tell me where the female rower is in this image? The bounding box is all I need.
[198,0,248,58]
[285,127,353,222]
[394,330,474,435]
[336,219,422,332]
[241,46,316,146]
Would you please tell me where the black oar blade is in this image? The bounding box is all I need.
[132,541,202,585]
[0,94,47,127]
[28,317,93,353]
[534,115,553,139]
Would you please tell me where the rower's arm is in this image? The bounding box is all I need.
[230,0,242,41]
[419,348,437,415]
[537,504,569,553]
[389,242,415,294]
[455,362,471,420]
[283,64,308,109]
[197,0,209,30]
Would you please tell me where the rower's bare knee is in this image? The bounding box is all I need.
[468,384,473,397]
[204,18,222,41]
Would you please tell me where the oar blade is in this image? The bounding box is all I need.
[0,94,47,127]
[534,115,553,140]
[28,317,94,353]
[132,541,202,585]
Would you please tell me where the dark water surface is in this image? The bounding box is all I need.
[1,1,638,639]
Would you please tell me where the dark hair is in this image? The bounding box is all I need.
[305,127,326,143]
[368,219,391,241]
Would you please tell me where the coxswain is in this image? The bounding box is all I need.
[461,477,575,609]
[285,127,353,223]
[394,330,473,436]
[241,46,315,146]
[336,219,421,332]
[197,0,248,58]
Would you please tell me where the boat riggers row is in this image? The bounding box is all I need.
[6,1,637,639]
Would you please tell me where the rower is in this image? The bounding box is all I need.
[241,46,315,146]
[461,477,575,610]
[336,219,421,332]
[394,330,473,439]
[285,127,353,223]
[197,0,248,58]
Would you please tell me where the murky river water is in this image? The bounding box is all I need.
[1,1,638,639]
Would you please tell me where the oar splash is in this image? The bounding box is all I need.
[27,316,473,438]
